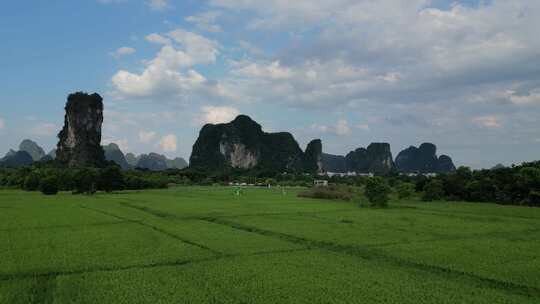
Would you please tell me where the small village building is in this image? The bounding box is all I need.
[314,180,329,187]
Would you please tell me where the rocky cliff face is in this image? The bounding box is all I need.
[125,152,187,171]
[103,143,130,170]
[19,139,46,161]
[190,115,320,172]
[56,92,106,168]
[165,157,188,169]
[303,139,323,173]
[345,143,395,174]
[125,153,139,167]
[436,155,456,173]
[395,143,456,173]
[136,153,169,171]
[322,153,348,173]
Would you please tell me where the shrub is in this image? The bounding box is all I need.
[298,185,356,201]
[365,177,391,207]
[40,176,59,195]
[396,182,415,200]
[422,179,444,201]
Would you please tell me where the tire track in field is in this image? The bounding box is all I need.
[97,201,540,297]
[198,216,540,298]
[411,208,540,221]
[0,220,133,233]
[120,199,357,221]
[0,247,311,282]
[295,212,540,246]
[79,206,222,255]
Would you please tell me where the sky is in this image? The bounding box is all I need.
[1,0,539,169]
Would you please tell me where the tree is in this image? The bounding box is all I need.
[98,166,124,192]
[422,179,444,201]
[518,167,540,206]
[73,168,98,195]
[396,182,415,200]
[23,172,41,191]
[365,177,391,207]
[40,176,59,195]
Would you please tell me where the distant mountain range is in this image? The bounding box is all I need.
[323,142,456,174]
[189,115,456,174]
[0,139,188,171]
[103,143,188,171]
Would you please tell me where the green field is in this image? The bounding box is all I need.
[1,187,539,303]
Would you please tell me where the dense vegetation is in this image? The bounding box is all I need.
[1,159,539,207]
[1,187,539,303]
[0,161,170,194]
[421,161,540,206]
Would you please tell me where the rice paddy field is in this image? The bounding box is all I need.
[1,186,539,303]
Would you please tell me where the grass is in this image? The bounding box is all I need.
[1,186,539,303]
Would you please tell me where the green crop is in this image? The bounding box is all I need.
[1,187,539,303]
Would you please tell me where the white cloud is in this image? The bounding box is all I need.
[311,119,353,136]
[197,106,240,124]
[112,29,220,98]
[209,0,540,111]
[226,59,395,107]
[146,0,169,11]
[508,88,540,106]
[145,33,171,45]
[472,116,502,129]
[0,118,4,129]
[186,11,223,33]
[30,123,58,136]
[159,134,177,152]
[334,119,351,136]
[138,130,157,143]
[110,46,136,58]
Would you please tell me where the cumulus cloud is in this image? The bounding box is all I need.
[197,106,240,124]
[210,0,540,109]
[111,29,220,99]
[159,134,177,152]
[105,0,540,168]
[138,130,157,143]
[227,59,398,107]
[110,46,136,58]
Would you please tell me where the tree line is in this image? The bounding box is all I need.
[0,159,539,207]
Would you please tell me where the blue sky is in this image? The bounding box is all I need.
[1,0,539,168]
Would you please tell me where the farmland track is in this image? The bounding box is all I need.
[79,206,221,255]
[200,217,540,298]
[0,247,312,282]
[114,202,540,298]
[0,221,132,233]
[120,200,358,221]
